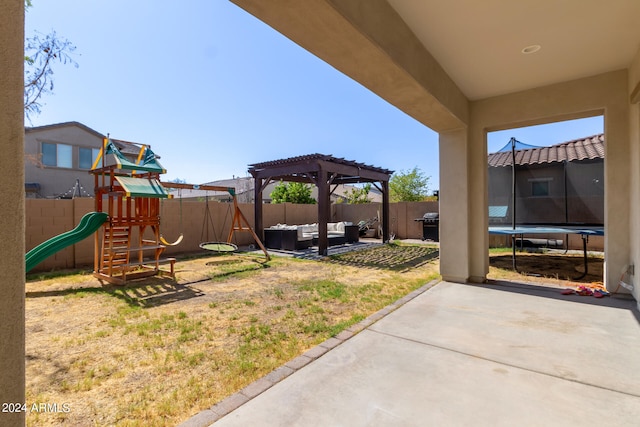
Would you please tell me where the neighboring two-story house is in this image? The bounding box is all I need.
[25,122,146,198]
[24,122,104,198]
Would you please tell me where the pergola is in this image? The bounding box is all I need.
[248,153,393,255]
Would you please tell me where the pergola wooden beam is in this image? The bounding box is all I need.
[250,163,390,183]
[258,175,381,185]
[248,154,393,255]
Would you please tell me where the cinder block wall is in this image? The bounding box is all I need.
[280,203,317,226]
[334,203,382,226]
[26,199,74,271]
[334,201,438,239]
[25,199,441,272]
[26,198,601,272]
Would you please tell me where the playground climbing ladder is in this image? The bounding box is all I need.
[91,138,175,284]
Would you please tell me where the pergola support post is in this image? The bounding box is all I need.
[317,169,330,255]
[254,177,263,240]
[382,180,390,242]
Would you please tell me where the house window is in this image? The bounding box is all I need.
[42,142,73,168]
[530,179,551,197]
[79,147,100,169]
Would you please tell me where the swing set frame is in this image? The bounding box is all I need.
[160,182,270,261]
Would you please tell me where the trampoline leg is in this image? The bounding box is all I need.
[512,235,518,272]
[573,234,588,280]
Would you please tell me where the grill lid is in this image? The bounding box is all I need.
[415,212,439,222]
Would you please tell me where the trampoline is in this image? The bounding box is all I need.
[489,225,604,279]
[488,137,605,280]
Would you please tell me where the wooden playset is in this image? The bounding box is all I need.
[90,137,268,285]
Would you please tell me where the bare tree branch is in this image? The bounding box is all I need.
[24,31,78,121]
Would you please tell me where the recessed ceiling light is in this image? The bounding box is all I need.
[522,44,541,54]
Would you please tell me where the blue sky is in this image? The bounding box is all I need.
[26,1,603,192]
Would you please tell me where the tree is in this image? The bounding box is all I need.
[24,1,78,120]
[389,167,430,202]
[341,183,372,204]
[270,181,316,204]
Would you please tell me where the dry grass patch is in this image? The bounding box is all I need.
[26,245,439,426]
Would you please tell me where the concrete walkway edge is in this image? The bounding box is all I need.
[178,279,442,427]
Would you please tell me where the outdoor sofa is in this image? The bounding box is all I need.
[264,222,359,251]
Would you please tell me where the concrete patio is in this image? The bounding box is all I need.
[181,280,640,426]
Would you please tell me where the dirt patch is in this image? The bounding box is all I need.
[489,251,604,287]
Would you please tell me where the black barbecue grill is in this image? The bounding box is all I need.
[415,212,439,241]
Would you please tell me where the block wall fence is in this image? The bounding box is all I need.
[25,199,440,272]
[25,199,601,273]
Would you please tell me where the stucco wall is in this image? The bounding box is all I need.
[628,46,640,306]
[0,0,25,423]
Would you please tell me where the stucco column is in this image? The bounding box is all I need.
[467,119,490,282]
[439,128,472,282]
[603,101,631,291]
[0,1,25,425]
[629,48,640,307]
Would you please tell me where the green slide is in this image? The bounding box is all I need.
[26,211,108,273]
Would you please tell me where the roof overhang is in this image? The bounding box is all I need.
[230,0,640,132]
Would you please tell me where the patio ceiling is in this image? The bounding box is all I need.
[387,0,640,100]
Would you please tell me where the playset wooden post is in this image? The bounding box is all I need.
[90,137,269,285]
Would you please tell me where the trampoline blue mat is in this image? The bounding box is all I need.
[489,226,604,236]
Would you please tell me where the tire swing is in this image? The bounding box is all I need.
[160,189,184,246]
[198,194,238,254]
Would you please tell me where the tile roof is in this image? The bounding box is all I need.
[488,134,604,167]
